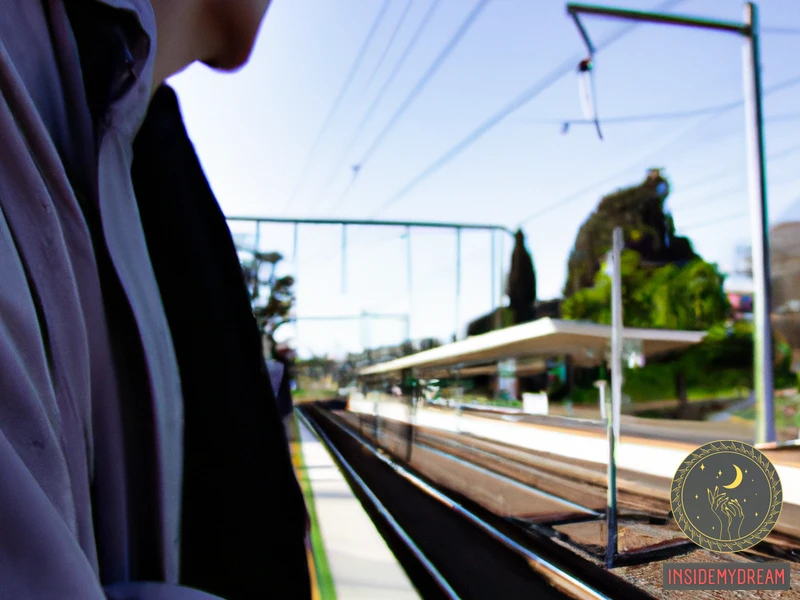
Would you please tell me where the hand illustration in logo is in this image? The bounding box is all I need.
[722,498,745,540]
[708,486,729,538]
[708,486,745,540]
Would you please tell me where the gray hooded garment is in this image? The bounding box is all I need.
[0,1,220,598]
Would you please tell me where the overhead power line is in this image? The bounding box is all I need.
[769,141,800,162]
[332,0,492,214]
[767,111,800,122]
[679,211,749,231]
[524,106,800,139]
[280,0,392,213]
[367,0,688,218]
[358,0,491,168]
[667,135,800,210]
[522,99,742,128]
[519,113,717,225]
[516,72,800,226]
[670,182,745,211]
[370,245,485,316]
[319,0,444,211]
[365,0,418,89]
[762,26,800,35]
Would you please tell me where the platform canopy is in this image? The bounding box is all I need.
[358,318,706,378]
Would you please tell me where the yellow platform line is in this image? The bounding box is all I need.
[306,537,321,600]
[290,415,337,600]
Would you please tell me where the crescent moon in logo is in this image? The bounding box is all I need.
[723,464,743,489]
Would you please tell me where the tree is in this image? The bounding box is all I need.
[564,169,696,297]
[650,259,729,330]
[562,250,729,331]
[562,249,650,326]
[507,229,537,324]
[240,251,295,359]
[466,230,538,336]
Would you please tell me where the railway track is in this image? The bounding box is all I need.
[333,409,800,598]
[349,411,800,546]
[299,405,657,600]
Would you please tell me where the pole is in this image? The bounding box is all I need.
[611,227,623,445]
[606,226,623,568]
[566,1,774,446]
[566,3,746,34]
[566,354,574,417]
[406,226,413,341]
[293,222,299,263]
[406,371,416,462]
[455,228,462,341]
[293,223,299,353]
[341,224,348,295]
[605,393,617,568]
[491,230,497,312]
[595,380,607,420]
[499,231,505,310]
[743,2,775,444]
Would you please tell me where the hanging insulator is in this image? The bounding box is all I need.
[576,56,604,141]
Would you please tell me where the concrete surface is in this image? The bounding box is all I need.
[349,399,800,508]
[298,420,419,599]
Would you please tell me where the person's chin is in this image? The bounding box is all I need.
[203,41,256,72]
[204,3,268,73]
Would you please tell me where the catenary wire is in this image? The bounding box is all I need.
[365,0,688,219]
[280,0,392,213]
[516,73,800,226]
[329,0,493,214]
[364,0,418,90]
[318,0,444,211]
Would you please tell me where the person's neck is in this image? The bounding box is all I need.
[149,0,219,92]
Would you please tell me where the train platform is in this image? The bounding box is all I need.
[290,414,419,600]
[348,399,800,508]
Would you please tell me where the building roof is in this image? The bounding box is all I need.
[358,317,705,377]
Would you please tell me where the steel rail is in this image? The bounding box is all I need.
[296,409,461,600]
[315,409,612,600]
[414,441,601,516]
[370,419,666,509]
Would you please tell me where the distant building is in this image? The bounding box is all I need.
[771,222,800,314]
[770,221,800,370]
[729,222,800,318]
[723,274,753,321]
[734,221,800,370]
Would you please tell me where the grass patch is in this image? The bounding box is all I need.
[461,396,522,409]
[293,388,339,401]
[733,394,800,430]
[290,417,337,600]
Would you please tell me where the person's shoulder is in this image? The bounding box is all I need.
[266,359,285,381]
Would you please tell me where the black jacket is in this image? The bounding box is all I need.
[131,85,311,599]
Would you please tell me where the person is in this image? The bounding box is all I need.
[0,1,309,598]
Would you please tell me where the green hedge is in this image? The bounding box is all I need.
[566,321,795,404]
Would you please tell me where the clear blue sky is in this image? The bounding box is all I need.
[169,0,800,358]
